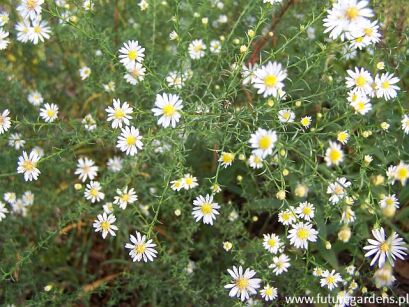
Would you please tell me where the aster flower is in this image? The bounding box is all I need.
[363,227,407,268]
[192,194,220,225]
[125,231,158,262]
[224,266,261,302]
[17,150,41,181]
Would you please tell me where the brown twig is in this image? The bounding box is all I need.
[248,0,297,65]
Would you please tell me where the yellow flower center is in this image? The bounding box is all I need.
[162,103,176,117]
[127,135,136,145]
[355,76,366,87]
[201,202,213,215]
[0,116,4,125]
[128,50,138,61]
[265,287,273,296]
[329,149,342,162]
[235,277,249,290]
[90,188,98,197]
[114,109,125,119]
[385,198,394,206]
[264,75,277,87]
[135,243,146,254]
[345,6,359,20]
[338,132,348,142]
[301,118,310,126]
[258,135,272,150]
[268,238,277,248]
[380,242,390,253]
[303,207,312,215]
[193,43,203,52]
[34,25,41,34]
[355,36,364,43]
[121,194,130,202]
[327,275,335,284]
[222,153,234,164]
[334,185,344,195]
[356,101,366,112]
[101,221,110,231]
[364,27,373,36]
[184,177,193,185]
[27,0,38,10]
[297,228,310,240]
[47,109,55,118]
[396,167,409,181]
[22,160,35,171]
[381,81,390,89]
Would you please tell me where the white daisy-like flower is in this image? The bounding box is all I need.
[262,233,282,254]
[350,20,381,50]
[295,202,315,221]
[363,227,407,268]
[152,93,183,128]
[278,208,296,225]
[79,66,91,80]
[17,0,44,21]
[29,18,51,45]
[379,194,399,209]
[103,81,116,92]
[375,72,400,101]
[22,191,34,206]
[188,39,206,60]
[401,115,409,135]
[313,267,323,277]
[15,20,31,43]
[252,61,287,98]
[28,91,44,106]
[39,103,58,122]
[103,202,114,214]
[391,162,409,186]
[182,174,199,190]
[93,212,118,239]
[17,150,41,181]
[373,265,395,288]
[9,133,26,150]
[114,186,138,210]
[107,156,123,173]
[83,0,94,11]
[124,63,146,85]
[325,141,344,167]
[125,231,158,262]
[170,179,183,191]
[288,222,318,249]
[327,177,351,204]
[218,152,235,168]
[345,67,373,95]
[341,206,356,224]
[0,29,9,50]
[269,253,291,275]
[116,126,143,156]
[119,40,145,69]
[166,71,186,89]
[106,99,133,129]
[75,157,98,182]
[0,109,11,134]
[248,154,264,169]
[323,0,373,41]
[209,39,221,54]
[241,63,258,86]
[249,128,278,158]
[278,109,295,123]
[4,192,16,205]
[84,181,105,203]
[0,201,9,221]
[300,116,312,129]
[192,194,220,225]
[260,284,278,301]
[320,270,342,291]
[224,266,261,302]
[337,130,350,145]
[0,11,9,26]
[350,95,372,115]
